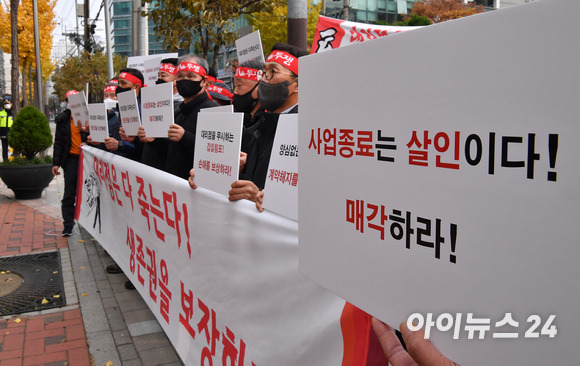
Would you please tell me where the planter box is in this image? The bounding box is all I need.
[0,163,54,199]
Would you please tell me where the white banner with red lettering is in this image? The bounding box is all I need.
[76,146,351,366]
[311,15,423,54]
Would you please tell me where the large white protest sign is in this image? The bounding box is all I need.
[127,53,178,72]
[193,113,243,196]
[200,104,233,113]
[117,89,141,136]
[76,147,347,366]
[87,103,108,143]
[235,30,265,64]
[143,56,162,86]
[262,114,298,221]
[140,83,174,138]
[68,91,89,130]
[299,0,579,365]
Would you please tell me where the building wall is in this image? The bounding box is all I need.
[110,0,165,56]
[325,0,420,24]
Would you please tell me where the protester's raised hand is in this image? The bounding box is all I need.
[86,135,99,146]
[119,127,135,142]
[137,126,154,142]
[188,169,197,189]
[371,318,458,366]
[168,124,185,142]
[78,120,90,133]
[104,137,119,151]
[239,151,247,172]
[229,180,263,212]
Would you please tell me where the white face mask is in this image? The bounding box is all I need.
[4,103,11,109]
[104,98,117,111]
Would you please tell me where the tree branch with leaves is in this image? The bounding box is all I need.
[142,0,281,69]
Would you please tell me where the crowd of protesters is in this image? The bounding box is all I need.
[51,42,455,366]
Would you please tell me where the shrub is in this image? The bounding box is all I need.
[7,106,53,160]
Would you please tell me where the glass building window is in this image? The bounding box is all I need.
[113,2,131,16]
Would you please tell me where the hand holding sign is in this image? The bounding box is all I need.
[228,180,263,212]
[168,124,185,142]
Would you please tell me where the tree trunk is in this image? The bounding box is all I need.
[212,42,220,72]
[28,65,33,107]
[21,61,28,106]
[10,0,20,115]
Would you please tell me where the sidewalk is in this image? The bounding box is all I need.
[0,172,183,365]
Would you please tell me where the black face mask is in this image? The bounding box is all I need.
[257,79,293,112]
[155,78,167,85]
[176,79,203,98]
[115,86,132,95]
[233,83,258,113]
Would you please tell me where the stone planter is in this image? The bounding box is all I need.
[0,163,54,199]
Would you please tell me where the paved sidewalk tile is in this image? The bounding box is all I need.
[0,197,67,257]
[0,309,90,365]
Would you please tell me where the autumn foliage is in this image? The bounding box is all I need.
[411,0,484,23]
[0,0,57,103]
[246,0,322,54]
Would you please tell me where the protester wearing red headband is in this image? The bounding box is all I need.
[233,60,264,128]
[208,82,233,106]
[156,58,183,111]
[117,68,145,96]
[189,43,308,212]
[103,84,117,101]
[141,54,217,180]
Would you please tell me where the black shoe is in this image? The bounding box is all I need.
[106,264,123,274]
[124,280,136,290]
[62,227,73,237]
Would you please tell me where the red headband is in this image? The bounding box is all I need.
[65,90,78,99]
[208,84,233,99]
[207,75,216,83]
[104,85,117,93]
[160,63,177,76]
[235,67,263,82]
[177,62,207,77]
[266,50,299,75]
[119,72,143,87]
[109,79,119,85]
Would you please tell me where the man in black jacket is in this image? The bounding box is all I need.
[52,90,88,236]
[230,43,307,210]
[145,54,217,179]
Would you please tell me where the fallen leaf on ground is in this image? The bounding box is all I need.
[41,298,49,304]
[14,318,21,323]
[78,240,85,243]
[81,293,88,297]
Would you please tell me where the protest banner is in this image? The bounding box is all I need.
[143,56,163,86]
[87,103,109,143]
[299,1,579,364]
[193,113,243,196]
[262,114,298,221]
[140,83,174,138]
[235,30,265,64]
[117,89,141,136]
[76,146,350,365]
[311,15,422,54]
[68,91,89,130]
[127,53,178,72]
